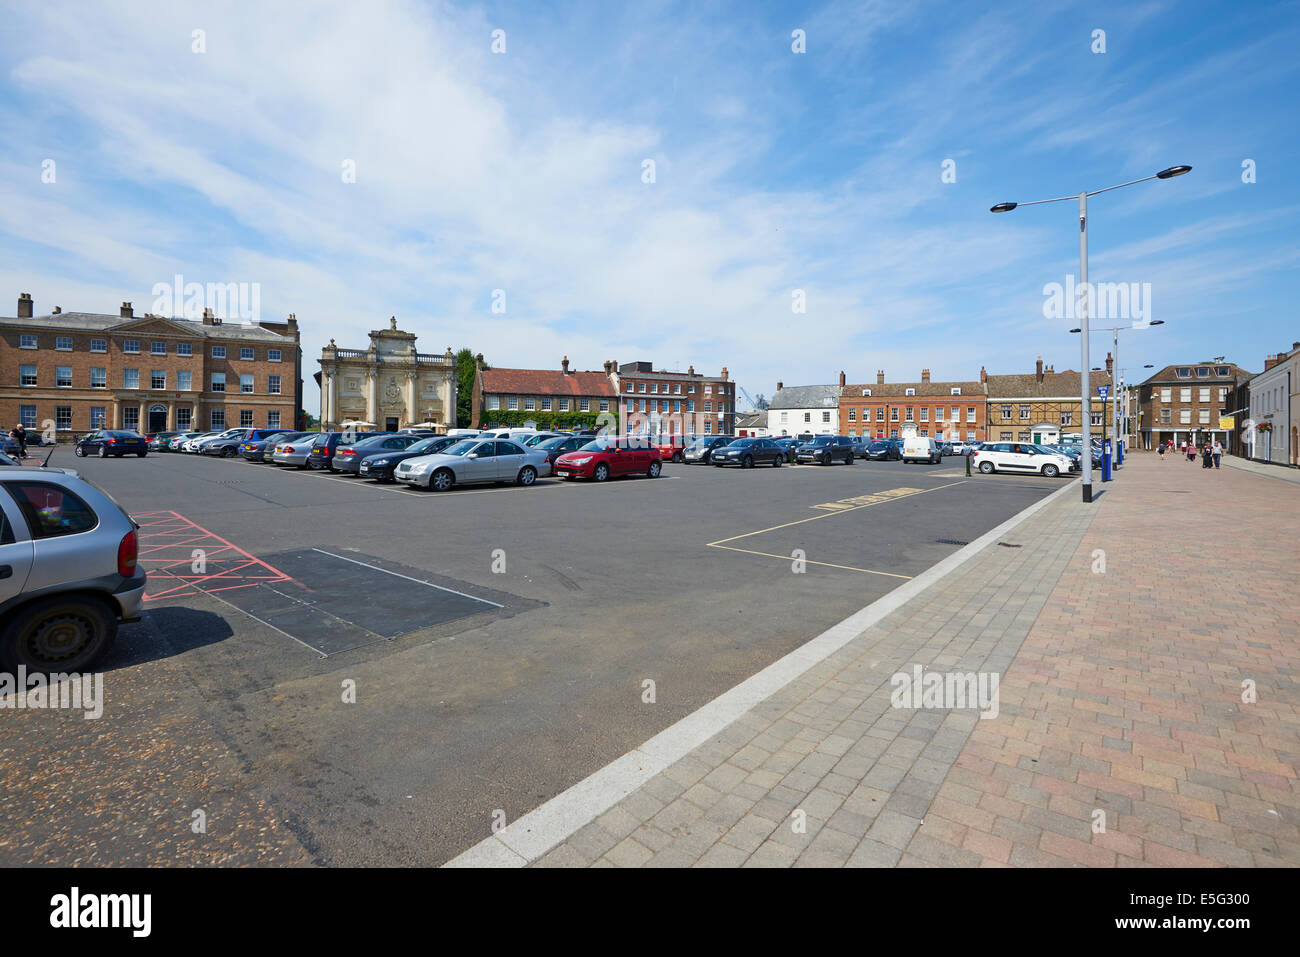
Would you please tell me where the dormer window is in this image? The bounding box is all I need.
[905,388,915,396]
[861,388,871,396]
[950,387,961,395]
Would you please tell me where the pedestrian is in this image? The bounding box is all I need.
[1158,440,1166,461]
[1213,439,1223,469]
[1188,441,1196,463]
[10,423,26,458]
[1201,442,1213,469]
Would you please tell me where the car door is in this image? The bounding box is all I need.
[0,490,34,605]
[459,440,497,482]
[494,441,527,480]
[1005,443,1033,471]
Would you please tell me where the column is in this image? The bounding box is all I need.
[320,372,331,427]
[366,370,378,424]
[168,400,176,431]
[138,401,146,433]
[405,370,417,425]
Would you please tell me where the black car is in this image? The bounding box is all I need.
[682,435,734,464]
[240,431,303,462]
[711,437,784,468]
[306,430,390,470]
[863,440,901,461]
[75,430,148,458]
[531,434,592,472]
[332,434,425,475]
[357,435,460,481]
[794,435,855,465]
[772,437,800,462]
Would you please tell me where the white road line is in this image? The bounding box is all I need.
[309,548,505,608]
[443,476,1081,867]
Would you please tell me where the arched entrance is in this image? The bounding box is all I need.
[148,404,168,433]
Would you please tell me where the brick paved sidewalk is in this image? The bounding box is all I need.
[455,455,1299,867]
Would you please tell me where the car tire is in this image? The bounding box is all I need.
[979,461,995,474]
[648,461,662,478]
[672,452,683,463]
[222,447,235,457]
[516,466,537,486]
[1042,464,1059,478]
[594,463,610,482]
[97,446,107,458]
[74,446,85,457]
[772,455,781,467]
[821,452,830,466]
[431,468,454,492]
[844,453,852,465]
[137,451,146,458]
[742,455,753,469]
[1,595,117,675]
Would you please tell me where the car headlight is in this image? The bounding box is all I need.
[370,459,389,466]
[568,456,593,465]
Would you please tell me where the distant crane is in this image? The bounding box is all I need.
[736,384,765,412]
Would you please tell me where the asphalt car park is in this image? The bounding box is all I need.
[0,446,1064,866]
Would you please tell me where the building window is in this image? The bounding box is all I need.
[211,372,226,393]
[90,407,106,428]
[848,408,856,421]
[919,429,928,437]
[151,341,166,354]
[936,407,945,421]
[90,338,107,353]
[1176,368,1191,377]
[1019,405,1031,419]
[123,407,139,429]
[1091,412,1104,426]
[55,336,73,351]
[822,410,831,423]
[177,343,193,357]
[674,384,682,394]
[55,366,72,387]
[1198,408,1210,424]
[19,405,36,428]
[650,383,658,393]
[267,410,280,429]
[704,421,712,434]
[507,397,518,410]
[212,346,226,358]
[967,431,976,442]
[177,408,192,429]
[487,396,500,410]
[268,349,281,362]
[524,398,535,410]
[19,334,37,349]
[20,365,37,386]
[240,409,255,427]
[905,388,915,396]
[1060,411,1073,425]
[689,401,695,413]
[1215,366,1230,377]
[55,406,72,430]
[861,388,872,396]
[1196,367,1210,377]
[876,407,885,421]
[124,339,140,354]
[890,407,899,421]
[1159,387,1170,402]
[266,375,280,395]
[639,383,646,393]
[1160,409,1171,424]
[123,369,140,389]
[1000,431,1012,441]
[152,370,167,390]
[600,400,609,412]
[1000,405,1011,419]
[558,398,568,411]
[210,409,226,430]
[905,407,913,421]
[580,398,591,411]
[1198,387,1210,402]
[950,387,961,395]
[178,371,192,391]
[1179,387,1191,402]
[920,407,928,422]
[540,398,552,411]
[240,347,254,361]
[90,367,107,389]
[626,383,634,393]
[967,407,976,422]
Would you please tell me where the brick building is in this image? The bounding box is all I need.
[1133,360,1251,452]
[1,293,302,436]
[985,357,1113,445]
[839,369,986,442]
[472,355,616,428]
[612,361,736,437]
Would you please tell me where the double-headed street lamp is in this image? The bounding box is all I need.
[990,164,1192,503]
[1070,322,1165,466]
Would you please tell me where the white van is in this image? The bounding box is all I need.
[902,436,941,464]
[479,428,540,443]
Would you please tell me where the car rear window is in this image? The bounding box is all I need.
[2,481,99,539]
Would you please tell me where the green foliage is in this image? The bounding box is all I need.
[478,409,617,432]
[455,348,479,428]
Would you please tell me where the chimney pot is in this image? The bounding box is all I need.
[839,370,846,387]
[1035,356,1044,383]
[921,368,930,383]
[688,364,694,375]
[121,301,133,318]
[17,293,33,318]
[721,367,729,381]
[561,355,570,374]
[876,370,885,385]
[1105,352,1114,377]
[980,365,987,384]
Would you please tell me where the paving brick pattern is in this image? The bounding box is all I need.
[535,453,1300,866]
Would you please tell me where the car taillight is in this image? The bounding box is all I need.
[339,449,355,456]
[106,437,115,444]
[117,529,138,578]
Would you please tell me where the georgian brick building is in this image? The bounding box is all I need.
[1133,360,1251,452]
[612,360,736,437]
[985,357,1113,445]
[839,369,986,442]
[0,293,302,436]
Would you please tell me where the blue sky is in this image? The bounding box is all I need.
[1,0,1296,407]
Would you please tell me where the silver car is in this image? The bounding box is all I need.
[0,467,146,673]
[269,434,319,467]
[395,438,549,491]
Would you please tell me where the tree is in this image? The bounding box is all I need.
[753,393,770,411]
[455,348,482,428]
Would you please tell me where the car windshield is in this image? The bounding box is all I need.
[806,436,833,446]
[536,437,570,450]
[408,437,449,453]
[439,440,480,456]
[686,438,712,449]
[868,442,888,450]
[729,438,757,447]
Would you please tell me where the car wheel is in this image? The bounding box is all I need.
[742,455,753,469]
[772,455,781,467]
[1,596,116,674]
[979,461,995,474]
[97,446,107,458]
[1042,464,1059,478]
[517,466,537,486]
[431,468,454,491]
[646,460,662,478]
[844,453,852,465]
[221,447,234,457]
[137,451,147,458]
[821,452,830,466]
[594,463,610,482]
[673,452,683,463]
[74,446,85,457]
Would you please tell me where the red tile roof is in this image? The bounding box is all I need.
[481,368,615,397]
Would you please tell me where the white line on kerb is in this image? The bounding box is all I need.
[443,477,1083,867]
[309,548,504,608]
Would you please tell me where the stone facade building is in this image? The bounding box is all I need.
[317,317,457,432]
[0,293,302,436]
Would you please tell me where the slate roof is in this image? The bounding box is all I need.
[1139,362,1252,384]
[481,368,616,397]
[0,311,292,341]
[842,381,983,398]
[769,384,842,409]
[985,370,1112,398]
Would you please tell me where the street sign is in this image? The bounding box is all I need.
[1097,386,1109,398]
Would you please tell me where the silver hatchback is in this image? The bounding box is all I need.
[0,467,146,673]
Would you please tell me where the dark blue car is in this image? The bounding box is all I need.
[74,430,148,458]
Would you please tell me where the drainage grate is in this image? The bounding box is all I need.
[936,539,969,546]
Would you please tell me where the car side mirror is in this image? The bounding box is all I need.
[466,453,478,459]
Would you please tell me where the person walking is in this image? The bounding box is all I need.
[1201,442,1213,469]
[10,423,26,459]
[1213,439,1223,469]
[1158,440,1166,461]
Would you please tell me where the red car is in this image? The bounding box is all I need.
[554,437,663,482]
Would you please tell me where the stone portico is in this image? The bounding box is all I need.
[318,318,457,431]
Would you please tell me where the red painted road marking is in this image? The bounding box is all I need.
[133,509,294,600]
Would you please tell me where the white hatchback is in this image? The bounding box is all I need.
[972,442,1073,478]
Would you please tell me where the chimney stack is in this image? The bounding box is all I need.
[1264,354,1279,371]
[980,365,987,384]
[776,381,783,391]
[839,370,846,387]
[561,355,570,374]
[120,301,134,318]
[1105,352,1113,377]
[876,370,885,385]
[921,368,930,383]
[201,307,215,325]
[475,352,485,370]
[721,367,729,381]
[688,364,695,375]
[1035,356,1044,383]
[52,306,61,314]
[603,360,612,375]
[17,293,33,318]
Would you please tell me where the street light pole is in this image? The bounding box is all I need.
[990,165,1191,503]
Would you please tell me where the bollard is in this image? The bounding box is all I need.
[1102,449,1112,482]
[965,452,971,476]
